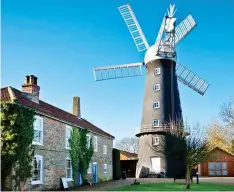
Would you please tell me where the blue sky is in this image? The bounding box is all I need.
[2,0,234,141]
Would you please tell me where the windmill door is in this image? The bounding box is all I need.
[151,157,161,173]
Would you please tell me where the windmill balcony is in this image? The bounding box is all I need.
[136,124,174,137]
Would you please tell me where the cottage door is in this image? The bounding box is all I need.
[93,162,98,184]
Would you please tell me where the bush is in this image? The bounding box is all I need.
[112,148,121,180]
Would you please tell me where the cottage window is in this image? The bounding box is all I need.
[86,134,91,148]
[152,136,160,146]
[153,119,160,127]
[33,116,43,145]
[31,155,43,185]
[153,84,160,91]
[87,163,92,174]
[94,136,98,152]
[65,125,72,149]
[103,164,107,174]
[153,101,160,109]
[154,68,161,75]
[66,158,73,181]
[103,145,107,155]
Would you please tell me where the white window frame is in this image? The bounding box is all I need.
[153,136,160,146]
[103,164,107,174]
[153,119,160,127]
[87,162,92,174]
[103,145,107,155]
[94,136,98,152]
[86,134,91,148]
[154,68,161,75]
[153,101,160,109]
[153,84,160,91]
[65,158,73,181]
[65,125,72,150]
[31,155,43,185]
[32,116,43,145]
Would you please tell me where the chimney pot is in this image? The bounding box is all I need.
[22,75,40,103]
[73,96,81,118]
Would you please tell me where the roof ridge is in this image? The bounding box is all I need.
[8,86,115,139]
[10,86,78,118]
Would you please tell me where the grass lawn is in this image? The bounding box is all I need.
[110,182,234,191]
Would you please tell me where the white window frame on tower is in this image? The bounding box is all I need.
[153,84,160,91]
[153,119,160,127]
[153,101,160,109]
[31,155,43,185]
[152,136,160,146]
[154,68,161,75]
[32,116,43,145]
[65,125,72,150]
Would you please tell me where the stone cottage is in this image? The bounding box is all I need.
[1,75,115,190]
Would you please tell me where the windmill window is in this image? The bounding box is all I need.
[152,136,160,146]
[154,68,161,75]
[153,119,159,127]
[153,101,160,109]
[153,84,160,91]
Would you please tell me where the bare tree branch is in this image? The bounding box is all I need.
[115,137,139,153]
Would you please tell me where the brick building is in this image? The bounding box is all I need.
[199,147,234,177]
[1,75,115,190]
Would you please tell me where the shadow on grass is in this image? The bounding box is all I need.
[108,182,234,191]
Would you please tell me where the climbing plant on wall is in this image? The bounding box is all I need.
[70,127,94,185]
[1,101,35,191]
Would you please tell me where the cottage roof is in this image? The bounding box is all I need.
[1,86,114,139]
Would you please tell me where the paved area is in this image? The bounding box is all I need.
[72,177,234,191]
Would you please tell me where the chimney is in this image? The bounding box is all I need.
[22,75,40,103]
[73,96,81,118]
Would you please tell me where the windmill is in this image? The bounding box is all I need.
[92,3,209,178]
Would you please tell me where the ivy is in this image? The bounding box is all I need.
[69,128,94,185]
[1,101,35,191]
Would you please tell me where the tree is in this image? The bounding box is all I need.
[220,99,234,128]
[115,137,139,153]
[69,128,94,185]
[206,121,232,153]
[150,122,209,189]
[1,102,35,190]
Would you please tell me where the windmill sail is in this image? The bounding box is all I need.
[164,14,196,45]
[118,4,149,52]
[176,63,209,95]
[93,63,143,81]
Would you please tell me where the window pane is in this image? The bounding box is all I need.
[33,130,41,143]
[209,163,214,169]
[222,162,227,169]
[67,169,71,178]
